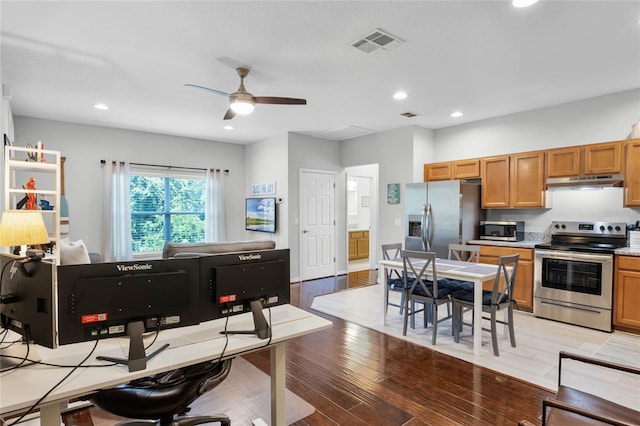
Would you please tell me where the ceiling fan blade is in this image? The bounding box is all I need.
[254,96,307,105]
[184,84,231,97]
[223,108,236,120]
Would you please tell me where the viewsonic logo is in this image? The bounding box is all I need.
[238,253,262,261]
[116,263,153,272]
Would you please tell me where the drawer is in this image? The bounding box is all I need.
[617,255,640,271]
[349,231,363,239]
[479,246,533,261]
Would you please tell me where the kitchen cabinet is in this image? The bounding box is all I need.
[424,159,480,182]
[478,245,533,312]
[624,139,640,207]
[348,230,369,260]
[546,141,624,177]
[481,151,547,209]
[614,255,640,334]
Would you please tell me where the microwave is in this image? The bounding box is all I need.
[479,220,525,242]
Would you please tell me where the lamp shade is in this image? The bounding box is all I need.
[0,210,50,247]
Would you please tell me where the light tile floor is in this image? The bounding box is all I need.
[310,283,640,411]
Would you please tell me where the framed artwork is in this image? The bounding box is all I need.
[387,183,400,204]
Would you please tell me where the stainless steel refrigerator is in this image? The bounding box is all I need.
[404,180,484,258]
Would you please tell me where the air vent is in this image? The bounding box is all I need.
[351,28,404,53]
[401,112,417,118]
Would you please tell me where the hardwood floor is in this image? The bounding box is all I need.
[244,270,554,425]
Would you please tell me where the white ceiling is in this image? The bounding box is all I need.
[1,1,639,145]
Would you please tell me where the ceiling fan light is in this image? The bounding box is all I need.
[230,100,255,115]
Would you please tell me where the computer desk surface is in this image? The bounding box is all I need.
[0,304,332,426]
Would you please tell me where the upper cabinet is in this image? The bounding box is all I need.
[547,141,623,177]
[481,151,547,209]
[424,159,480,182]
[625,138,640,207]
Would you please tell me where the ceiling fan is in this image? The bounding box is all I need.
[185,67,307,120]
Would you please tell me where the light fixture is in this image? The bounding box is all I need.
[0,210,49,272]
[512,0,538,7]
[229,93,255,115]
[94,103,109,110]
[393,91,408,100]
[450,111,464,118]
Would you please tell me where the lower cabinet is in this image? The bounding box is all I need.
[348,231,369,261]
[478,245,534,312]
[614,255,640,334]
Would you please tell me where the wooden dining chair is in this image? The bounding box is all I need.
[401,250,461,344]
[451,254,519,356]
[448,243,480,263]
[381,243,406,317]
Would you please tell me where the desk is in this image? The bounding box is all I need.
[0,304,331,426]
[379,257,501,356]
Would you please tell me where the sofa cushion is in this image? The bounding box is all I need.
[162,240,276,258]
[59,238,91,265]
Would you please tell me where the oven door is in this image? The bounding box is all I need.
[534,249,613,310]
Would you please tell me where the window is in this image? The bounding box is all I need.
[130,167,206,253]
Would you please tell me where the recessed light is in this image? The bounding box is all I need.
[93,103,109,110]
[224,125,234,130]
[393,91,408,100]
[450,111,463,118]
[512,0,538,7]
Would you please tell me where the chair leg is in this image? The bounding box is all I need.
[431,304,438,345]
[491,309,499,356]
[402,297,409,336]
[410,300,416,329]
[453,304,460,342]
[399,292,405,315]
[508,305,516,348]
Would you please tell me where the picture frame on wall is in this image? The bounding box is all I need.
[387,183,400,204]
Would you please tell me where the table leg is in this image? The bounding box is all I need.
[270,342,286,426]
[39,401,64,426]
[473,278,482,356]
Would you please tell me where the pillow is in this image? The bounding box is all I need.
[59,238,91,265]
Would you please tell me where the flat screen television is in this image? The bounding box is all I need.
[0,254,56,349]
[245,197,276,233]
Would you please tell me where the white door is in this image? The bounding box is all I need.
[300,170,335,280]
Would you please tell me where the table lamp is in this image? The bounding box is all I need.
[0,210,50,273]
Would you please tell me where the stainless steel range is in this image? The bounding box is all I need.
[534,221,627,332]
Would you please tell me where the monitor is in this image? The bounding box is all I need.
[57,257,201,371]
[198,248,290,322]
[0,254,56,349]
[245,197,277,233]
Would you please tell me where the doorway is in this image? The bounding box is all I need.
[345,165,378,273]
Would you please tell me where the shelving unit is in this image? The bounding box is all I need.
[4,145,61,263]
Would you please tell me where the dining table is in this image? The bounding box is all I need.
[379,256,505,356]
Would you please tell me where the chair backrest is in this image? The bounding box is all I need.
[490,254,519,306]
[447,243,480,263]
[382,243,403,280]
[402,250,439,298]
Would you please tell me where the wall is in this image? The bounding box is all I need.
[287,133,341,281]
[12,116,247,254]
[434,89,640,161]
[244,133,288,249]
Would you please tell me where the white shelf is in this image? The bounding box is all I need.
[4,146,61,264]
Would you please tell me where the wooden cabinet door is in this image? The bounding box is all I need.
[584,141,623,175]
[624,139,640,207]
[453,159,481,179]
[424,162,452,181]
[547,146,581,177]
[614,256,640,333]
[357,234,369,258]
[510,151,546,208]
[481,156,510,208]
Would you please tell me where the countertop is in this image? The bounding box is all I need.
[615,247,640,257]
[467,239,640,257]
[467,239,543,249]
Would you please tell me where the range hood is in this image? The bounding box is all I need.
[546,174,624,190]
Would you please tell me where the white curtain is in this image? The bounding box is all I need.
[205,169,227,242]
[102,160,133,261]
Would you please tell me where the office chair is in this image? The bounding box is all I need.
[89,358,233,425]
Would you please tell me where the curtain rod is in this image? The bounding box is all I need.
[100,160,229,174]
